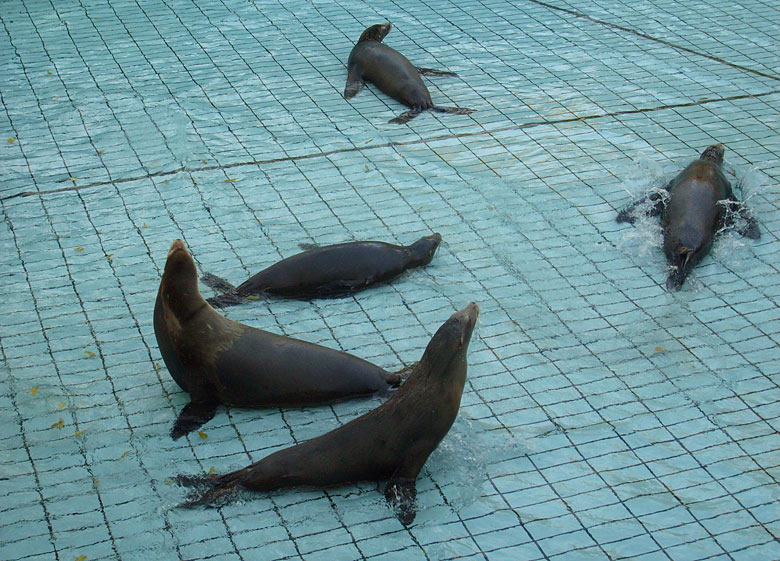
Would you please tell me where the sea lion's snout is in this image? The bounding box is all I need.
[168,239,187,257]
[453,302,479,344]
[700,143,725,165]
[409,233,443,265]
[358,22,392,43]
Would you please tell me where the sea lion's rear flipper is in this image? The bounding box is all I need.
[416,67,458,77]
[431,106,475,116]
[389,109,422,124]
[206,292,247,309]
[344,66,365,99]
[201,273,246,308]
[384,476,418,525]
[201,272,236,293]
[171,400,219,440]
[176,471,243,507]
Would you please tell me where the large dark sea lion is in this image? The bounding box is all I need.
[202,234,442,308]
[617,144,760,290]
[344,23,475,124]
[176,302,479,525]
[154,240,405,440]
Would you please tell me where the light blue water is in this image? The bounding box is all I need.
[2,0,779,560]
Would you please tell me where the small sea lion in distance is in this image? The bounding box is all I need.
[176,303,480,526]
[617,143,760,289]
[344,23,475,124]
[202,233,442,308]
[154,240,407,440]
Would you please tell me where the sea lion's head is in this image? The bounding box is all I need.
[699,143,725,166]
[358,23,392,43]
[407,233,442,267]
[160,239,205,319]
[419,303,479,383]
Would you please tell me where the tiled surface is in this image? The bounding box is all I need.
[1,1,779,560]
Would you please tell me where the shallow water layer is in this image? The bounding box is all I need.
[2,0,780,560]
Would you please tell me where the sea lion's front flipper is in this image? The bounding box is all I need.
[171,400,219,440]
[389,109,422,124]
[416,67,458,77]
[722,197,761,240]
[384,476,418,525]
[344,66,365,99]
[431,106,475,116]
[386,361,418,386]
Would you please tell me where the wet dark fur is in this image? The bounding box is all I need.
[176,303,480,526]
[154,240,407,440]
[202,234,442,308]
[344,23,474,124]
[616,144,760,289]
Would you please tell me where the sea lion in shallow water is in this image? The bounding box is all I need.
[176,302,479,525]
[154,240,405,439]
[202,233,442,308]
[617,143,760,290]
[344,23,475,124]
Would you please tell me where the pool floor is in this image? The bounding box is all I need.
[1,0,779,560]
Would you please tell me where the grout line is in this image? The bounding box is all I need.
[3,88,778,202]
[527,0,780,82]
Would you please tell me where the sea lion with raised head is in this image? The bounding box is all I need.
[617,144,760,289]
[344,23,475,124]
[202,234,442,308]
[176,302,479,525]
[154,240,406,440]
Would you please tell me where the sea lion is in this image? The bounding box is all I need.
[617,144,760,289]
[201,234,442,308]
[154,240,406,440]
[176,302,479,526]
[344,23,475,124]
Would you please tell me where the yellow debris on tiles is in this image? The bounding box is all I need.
[198,431,208,439]
[655,346,663,352]
[84,350,97,358]
[154,363,162,372]
[98,149,105,154]
[58,402,66,409]
[75,247,84,251]
[30,386,39,395]
[105,253,113,260]
[74,430,85,437]
[225,178,236,183]
[120,451,131,459]
[51,418,64,429]
[76,556,87,561]
[7,137,16,143]
[208,466,216,474]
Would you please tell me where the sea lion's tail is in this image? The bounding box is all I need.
[176,470,244,507]
[432,106,475,116]
[201,273,245,308]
